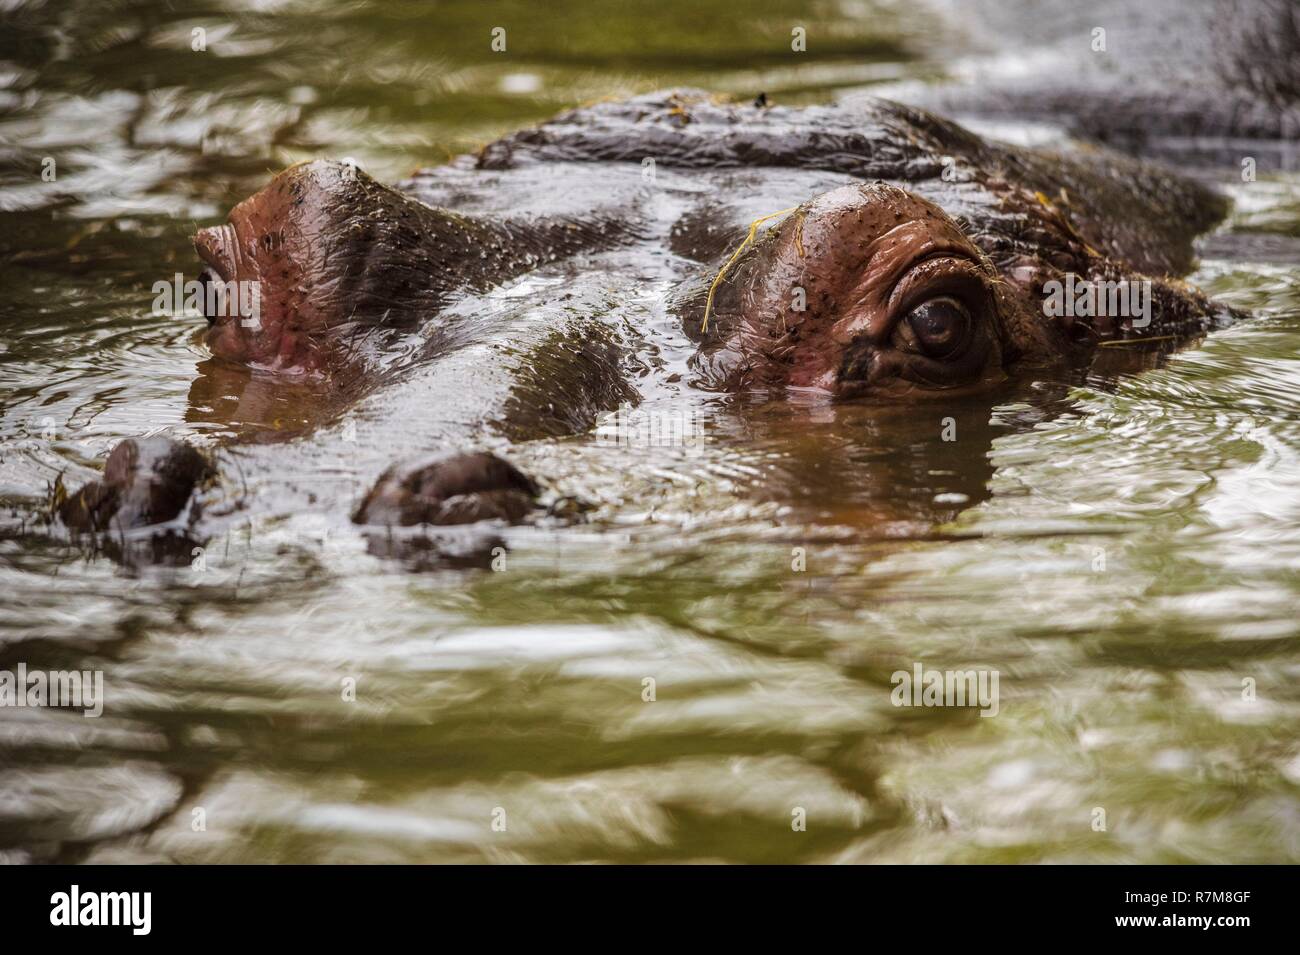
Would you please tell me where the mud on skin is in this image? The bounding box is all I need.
[60,91,1241,547]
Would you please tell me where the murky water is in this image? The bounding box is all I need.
[2,0,1299,863]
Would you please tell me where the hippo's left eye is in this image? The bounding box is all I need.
[893,297,972,360]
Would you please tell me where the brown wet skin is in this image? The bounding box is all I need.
[60,91,1241,538]
[706,183,1015,400]
[193,158,639,379]
[191,159,485,376]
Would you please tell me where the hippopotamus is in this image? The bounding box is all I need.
[56,89,1239,549]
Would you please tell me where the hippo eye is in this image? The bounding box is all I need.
[893,297,972,360]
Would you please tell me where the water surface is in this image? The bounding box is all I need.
[1,0,1298,863]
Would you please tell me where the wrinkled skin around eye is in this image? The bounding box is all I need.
[702,182,1024,400]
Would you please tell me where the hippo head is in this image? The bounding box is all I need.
[699,182,1051,400]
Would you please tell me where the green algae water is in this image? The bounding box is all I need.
[2,0,1299,863]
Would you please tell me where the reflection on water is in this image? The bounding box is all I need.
[2,0,1300,863]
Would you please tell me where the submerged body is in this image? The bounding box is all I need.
[59,91,1237,544]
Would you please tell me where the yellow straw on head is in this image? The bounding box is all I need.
[700,207,798,333]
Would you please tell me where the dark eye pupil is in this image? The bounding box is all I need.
[905,298,970,358]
